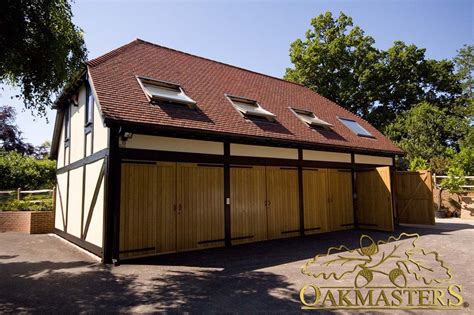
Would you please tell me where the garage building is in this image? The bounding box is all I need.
[50,39,403,263]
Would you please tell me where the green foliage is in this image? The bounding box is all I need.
[0,0,87,116]
[0,150,56,189]
[454,45,474,98]
[440,166,466,193]
[0,198,53,211]
[285,12,464,129]
[385,102,468,162]
[285,12,380,119]
[451,146,474,176]
[409,157,429,171]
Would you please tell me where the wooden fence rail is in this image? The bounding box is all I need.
[433,174,474,190]
[0,188,54,201]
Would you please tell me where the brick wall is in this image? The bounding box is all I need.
[0,211,54,234]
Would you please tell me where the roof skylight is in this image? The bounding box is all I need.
[227,95,276,121]
[291,108,333,129]
[339,117,374,137]
[138,76,196,107]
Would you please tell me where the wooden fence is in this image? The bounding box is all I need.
[0,188,54,202]
[433,174,474,190]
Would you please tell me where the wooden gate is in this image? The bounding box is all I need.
[303,168,329,234]
[356,167,394,231]
[327,170,354,231]
[266,167,300,239]
[394,171,435,225]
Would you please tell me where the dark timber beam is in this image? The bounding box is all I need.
[351,153,358,229]
[223,142,231,247]
[298,148,305,236]
[103,126,121,264]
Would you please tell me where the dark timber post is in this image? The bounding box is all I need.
[350,153,358,229]
[391,156,398,226]
[224,142,231,246]
[103,125,121,264]
[298,148,305,236]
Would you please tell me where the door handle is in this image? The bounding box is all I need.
[267,200,271,206]
[173,204,177,212]
[178,204,182,213]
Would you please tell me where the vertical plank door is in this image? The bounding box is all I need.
[266,166,300,239]
[356,167,394,231]
[119,162,158,259]
[230,166,267,244]
[155,162,178,253]
[177,163,225,251]
[327,169,354,231]
[303,168,329,235]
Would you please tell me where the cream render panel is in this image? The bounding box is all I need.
[121,135,224,155]
[57,120,66,168]
[355,154,393,166]
[230,144,298,160]
[54,173,68,230]
[66,167,83,238]
[92,99,109,152]
[69,85,86,163]
[83,159,105,247]
[303,150,351,163]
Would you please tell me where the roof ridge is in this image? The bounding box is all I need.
[86,39,141,67]
[88,38,307,89]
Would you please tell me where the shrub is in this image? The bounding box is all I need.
[440,166,466,194]
[0,198,53,211]
[0,150,56,190]
[409,157,429,171]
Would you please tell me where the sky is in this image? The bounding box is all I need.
[1,0,472,146]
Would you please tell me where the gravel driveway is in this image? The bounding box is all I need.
[1,219,473,313]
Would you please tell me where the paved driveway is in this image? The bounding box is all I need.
[1,219,473,313]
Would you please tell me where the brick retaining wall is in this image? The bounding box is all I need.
[0,211,54,234]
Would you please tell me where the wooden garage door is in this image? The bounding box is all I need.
[356,167,394,231]
[230,166,267,244]
[303,168,329,234]
[177,163,225,250]
[120,162,224,259]
[120,162,159,259]
[266,167,300,239]
[327,169,354,231]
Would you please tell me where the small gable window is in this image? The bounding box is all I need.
[85,84,94,126]
[138,76,196,108]
[339,117,374,138]
[227,95,276,122]
[290,108,332,129]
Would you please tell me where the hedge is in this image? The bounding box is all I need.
[0,151,56,190]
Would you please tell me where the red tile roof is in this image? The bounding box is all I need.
[87,39,403,155]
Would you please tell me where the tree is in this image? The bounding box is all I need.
[285,12,464,129]
[454,45,474,98]
[0,105,35,155]
[0,105,50,158]
[0,0,87,116]
[385,102,468,163]
[285,12,380,119]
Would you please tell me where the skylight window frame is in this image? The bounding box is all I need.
[136,76,197,108]
[225,94,277,122]
[289,107,333,130]
[338,117,375,138]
